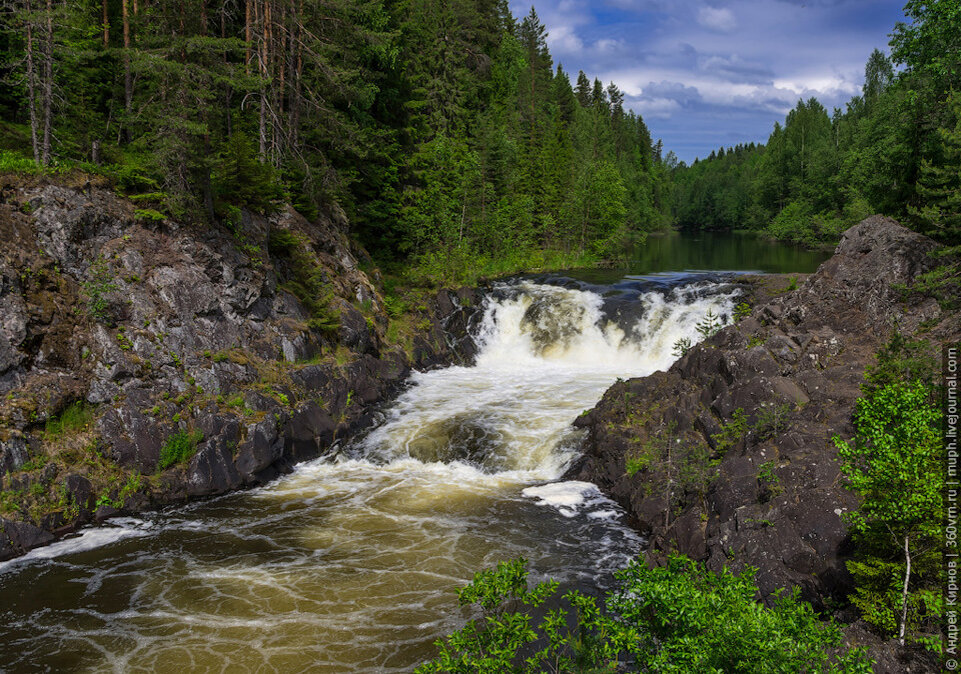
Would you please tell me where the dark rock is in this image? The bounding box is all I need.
[571,216,959,618]
[64,474,95,512]
[0,434,30,473]
[94,505,121,522]
[337,301,375,354]
[284,402,337,463]
[186,435,242,496]
[0,518,55,561]
[236,418,285,483]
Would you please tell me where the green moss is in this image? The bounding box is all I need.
[134,208,166,222]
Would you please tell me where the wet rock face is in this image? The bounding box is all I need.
[0,183,486,560]
[570,217,955,614]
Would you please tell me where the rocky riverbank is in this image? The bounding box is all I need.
[0,180,484,560]
[568,216,955,672]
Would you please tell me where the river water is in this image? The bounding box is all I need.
[0,235,829,673]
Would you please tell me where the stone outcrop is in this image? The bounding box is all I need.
[568,216,955,671]
[0,181,483,560]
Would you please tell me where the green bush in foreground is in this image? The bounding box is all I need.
[158,430,204,470]
[416,554,872,673]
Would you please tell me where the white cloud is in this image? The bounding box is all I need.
[547,24,585,54]
[697,6,737,32]
[519,0,904,159]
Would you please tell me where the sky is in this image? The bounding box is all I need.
[508,0,908,163]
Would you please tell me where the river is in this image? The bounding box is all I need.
[0,233,829,673]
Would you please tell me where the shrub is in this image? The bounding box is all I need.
[212,131,284,214]
[416,554,872,673]
[158,429,203,470]
[711,408,748,456]
[695,308,723,339]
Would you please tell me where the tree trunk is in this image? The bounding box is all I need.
[255,0,267,159]
[102,0,109,47]
[245,0,252,74]
[40,0,53,166]
[899,535,911,647]
[24,0,40,163]
[122,0,132,125]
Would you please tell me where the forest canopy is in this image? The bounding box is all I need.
[0,0,672,280]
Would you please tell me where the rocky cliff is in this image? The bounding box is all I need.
[0,180,482,560]
[568,216,955,671]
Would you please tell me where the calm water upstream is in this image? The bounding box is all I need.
[0,233,829,673]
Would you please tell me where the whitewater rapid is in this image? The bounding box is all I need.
[0,275,739,673]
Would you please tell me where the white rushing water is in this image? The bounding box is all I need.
[0,277,739,673]
[354,279,738,479]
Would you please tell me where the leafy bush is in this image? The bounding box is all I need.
[267,229,302,255]
[417,555,872,673]
[134,208,166,222]
[752,402,793,440]
[862,332,939,396]
[158,430,204,470]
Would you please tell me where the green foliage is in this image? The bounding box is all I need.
[695,308,724,339]
[134,209,166,222]
[96,472,144,509]
[0,0,671,272]
[82,256,117,323]
[269,231,341,334]
[418,555,872,673]
[711,408,748,456]
[213,132,284,215]
[158,430,204,470]
[671,337,692,358]
[672,16,961,251]
[752,403,794,441]
[756,459,783,502]
[0,150,43,174]
[834,374,943,648]
[733,302,752,321]
[44,401,94,437]
[862,332,939,395]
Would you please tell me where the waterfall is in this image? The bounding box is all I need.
[356,278,738,477]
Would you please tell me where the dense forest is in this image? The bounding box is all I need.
[0,0,672,281]
[672,1,961,255]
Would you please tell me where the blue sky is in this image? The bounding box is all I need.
[510,0,908,162]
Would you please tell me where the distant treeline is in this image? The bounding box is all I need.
[0,0,671,280]
[671,2,960,250]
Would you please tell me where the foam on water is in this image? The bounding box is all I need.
[0,518,152,574]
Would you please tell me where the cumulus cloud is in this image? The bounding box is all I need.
[548,24,585,54]
[529,0,905,160]
[697,6,737,32]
